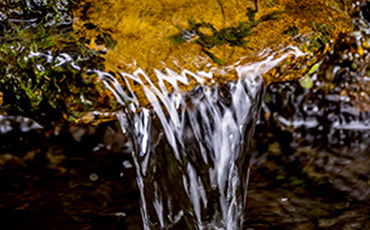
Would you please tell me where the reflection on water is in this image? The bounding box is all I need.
[99,48,305,229]
[0,115,43,134]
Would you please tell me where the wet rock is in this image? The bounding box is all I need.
[249,4,370,228]
[0,1,120,124]
[73,0,353,107]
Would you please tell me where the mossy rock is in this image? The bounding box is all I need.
[73,0,353,107]
[0,0,356,124]
[0,0,120,125]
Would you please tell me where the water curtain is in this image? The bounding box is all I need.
[73,0,352,228]
[98,48,304,229]
[0,0,358,228]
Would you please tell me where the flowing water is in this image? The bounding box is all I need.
[0,1,369,230]
[97,48,305,229]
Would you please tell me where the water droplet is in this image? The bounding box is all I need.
[123,160,133,168]
[115,212,126,217]
[92,144,102,152]
[89,173,98,181]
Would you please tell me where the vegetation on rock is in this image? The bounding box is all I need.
[0,0,119,125]
[0,0,356,122]
[168,9,285,65]
[73,0,353,107]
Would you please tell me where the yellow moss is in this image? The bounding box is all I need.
[73,0,352,107]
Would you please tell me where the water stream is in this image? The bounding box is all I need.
[98,48,305,229]
[1,1,369,229]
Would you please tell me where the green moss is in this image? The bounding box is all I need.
[284,25,300,37]
[169,10,284,65]
[0,0,112,125]
[276,175,286,180]
[306,21,334,53]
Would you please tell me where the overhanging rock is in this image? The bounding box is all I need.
[73,0,353,108]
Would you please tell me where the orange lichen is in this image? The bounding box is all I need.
[72,0,353,107]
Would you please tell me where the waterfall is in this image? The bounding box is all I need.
[99,47,305,229]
